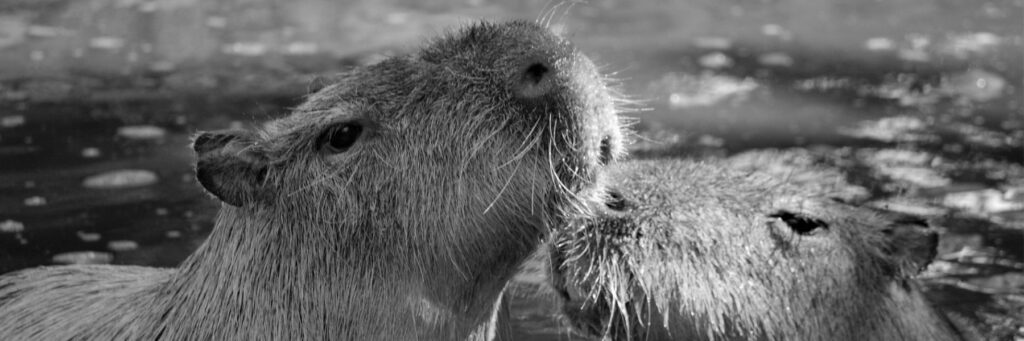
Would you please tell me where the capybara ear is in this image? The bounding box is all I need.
[884,215,939,276]
[192,130,269,207]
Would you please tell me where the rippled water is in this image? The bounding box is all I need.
[0,0,1022,339]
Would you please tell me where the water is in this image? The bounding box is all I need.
[1,0,1022,339]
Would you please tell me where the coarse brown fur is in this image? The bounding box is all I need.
[0,20,629,341]
[548,159,967,341]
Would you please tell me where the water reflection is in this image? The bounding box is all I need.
[0,0,1021,339]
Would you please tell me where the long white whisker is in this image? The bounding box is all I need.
[499,120,542,169]
[484,156,523,214]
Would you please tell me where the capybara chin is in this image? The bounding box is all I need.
[0,20,627,341]
[548,159,967,341]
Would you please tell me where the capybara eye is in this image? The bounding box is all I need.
[320,122,363,153]
[768,210,828,235]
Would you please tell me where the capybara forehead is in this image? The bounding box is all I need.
[258,21,584,145]
[420,21,570,65]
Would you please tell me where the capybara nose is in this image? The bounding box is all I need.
[514,58,555,99]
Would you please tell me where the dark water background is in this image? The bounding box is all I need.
[0,0,1021,339]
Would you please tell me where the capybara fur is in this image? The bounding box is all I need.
[548,159,968,341]
[0,21,627,340]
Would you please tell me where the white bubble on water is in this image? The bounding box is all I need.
[1,115,25,128]
[698,52,733,69]
[77,231,102,242]
[52,251,113,265]
[943,69,1006,102]
[81,147,101,158]
[757,52,793,67]
[865,37,895,51]
[658,72,759,108]
[285,42,319,55]
[222,42,267,56]
[943,189,1024,215]
[23,196,46,206]
[89,36,125,50]
[940,32,1002,58]
[82,169,159,189]
[107,240,139,252]
[0,220,25,233]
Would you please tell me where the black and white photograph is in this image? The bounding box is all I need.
[0,0,1021,339]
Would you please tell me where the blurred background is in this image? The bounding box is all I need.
[0,0,1021,339]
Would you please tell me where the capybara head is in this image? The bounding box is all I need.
[182,20,627,339]
[195,20,624,216]
[191,20,626,267]
[549,159,961,341]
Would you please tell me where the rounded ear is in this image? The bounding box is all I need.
[192,130,269,207]
[884,215,939,276]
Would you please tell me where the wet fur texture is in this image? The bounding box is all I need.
[0,21,626,341]
[549,159,966,341]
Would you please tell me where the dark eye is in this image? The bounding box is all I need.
[768,210,828,235]
[320,122,363,153]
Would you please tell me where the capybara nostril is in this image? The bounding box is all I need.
[769,210,829,235]
[524,62,549,84]
[515,60,555,99]
[604,188,632,212]
[599,135,613,165]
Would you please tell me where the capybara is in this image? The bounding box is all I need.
[0,21,626,340]
[548,159,969,341]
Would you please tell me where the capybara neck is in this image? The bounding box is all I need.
[156,202,540,339]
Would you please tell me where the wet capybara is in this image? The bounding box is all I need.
[0,21,626,340]
[548,159,968,341]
